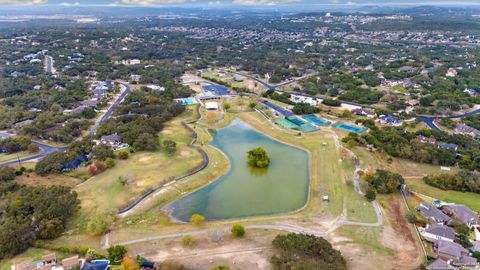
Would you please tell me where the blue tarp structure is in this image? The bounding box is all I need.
[202,85,229,95]
[63,154,88,171]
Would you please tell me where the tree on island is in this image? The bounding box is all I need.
[247,147,270,168]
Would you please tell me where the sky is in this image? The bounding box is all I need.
[0,0,478,6]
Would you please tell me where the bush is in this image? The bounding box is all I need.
[105,158,115,169]
[107,245,127,264]
[91,144,114,161]
[120,257,140,270]
[27,143,40,153]
[365,187,377,201]
[86,212,115,236]
[223,102,231,111]
[0,167,16,182]
[118,151,129,160]
[231,224,245,238]
[406,212,418,224]
[163,140,177,155]
[247,147,270,168]
[190,214,205,225]
[181,235,195,247]
[292,102,320,115]
[365,169,404,194]
[322,99,341,107]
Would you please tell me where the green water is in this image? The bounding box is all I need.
[168,118,309,221]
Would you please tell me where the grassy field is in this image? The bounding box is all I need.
[0,151,38,163]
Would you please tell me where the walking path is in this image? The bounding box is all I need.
[108,125,383,248]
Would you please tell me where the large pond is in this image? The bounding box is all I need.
[167,118,309,221]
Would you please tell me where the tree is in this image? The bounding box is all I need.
[27,143,40,153]
[365,187,377,201]
[365,169,404,194]
[118,151,129,160]
[120,257,140,270]
[133,133,158,151]
[190,214,205,225]
[223,102,231,111]
[0,167,16,182]
[271,233,347,270]
[35,152,72,176]
[107,245,127,264]
[163,140,177,155]
[247,147,270,168]
[406,212,418,224]
[231,224,245,237]
[249,102,257,109]
[92,144,114,161]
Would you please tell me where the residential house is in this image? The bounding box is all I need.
[442,204,478,227]
[61,255,81,270]
[416,202,452,225]
[420,223,456,243]
[41,253,57,266]
[100,133,122,149]
[353,108,375,118]
[438,143,458,151]
[446,68,458,77]
[426,258,457,270]
[379,115,403,126]
[435,240,469,262]
[454,124,480,138]
[406,99,420,107]
[417,135,437,145]
[130,74,141,83]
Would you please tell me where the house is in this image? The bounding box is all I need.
[406,99,420,107]
[446,68,458,78]
[417,135,437,145]
[100,133,122,148]
[438,143,458,151]
[454,124,480,138]
[130,74,141,83]
[41,253,57,265]
[379,115,403,126]
[435,240,469,262]
[416,202,452,225]
[426,258,457,270]
[353,108,375,118]
[442,204,478,227]
[62,255,81,270]
[420,223,456,243]
[146,84,165,91]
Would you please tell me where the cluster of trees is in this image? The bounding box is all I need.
[292,102,320,115]
[322,98,341,107]
[262,90,294,105]
[423,171,480,194]
[271,233,347,270]
[35,152,73,176]
[247,147,270,168]
[96,90,185,152]
[343,127,462,167]
[0,136,32,154]
[365,170,405,201]
[0,185,79,258]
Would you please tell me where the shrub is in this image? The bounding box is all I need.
[406,212,418,224]
[105,158,115,169]
[181,235,195,247]
[365,187,377,201]
[0,167,17,182]
[27,143,40,153]
[91,144,114,161]
[118,151,129,160]
[231,224,245,237]
[190,214,205,225]
[107,245,127,264]
[35,152,72,176]
[163,140,177,155]
[86,212,115,236]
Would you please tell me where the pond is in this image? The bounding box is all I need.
[166,118,309,221]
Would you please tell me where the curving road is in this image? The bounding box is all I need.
[415,107,480,131]
[234,72,304,90]
[0,82,132,167]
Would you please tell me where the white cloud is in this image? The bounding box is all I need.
[0,0,47,5]
[59,1,80,6]
[232,0,300,5]
[119,0,189,5]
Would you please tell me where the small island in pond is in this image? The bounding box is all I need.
[247,147,270,168]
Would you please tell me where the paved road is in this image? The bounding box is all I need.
[108,127,383,248]
[0,132,68,168]
[234,72,302,90]
[90,83,131,135]
[415,107,480,131]
[0,82,132,167]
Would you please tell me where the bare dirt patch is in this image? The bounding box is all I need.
[180,150,191,157]
[380,196,424,269]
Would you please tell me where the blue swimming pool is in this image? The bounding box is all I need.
[333,122,368,133]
